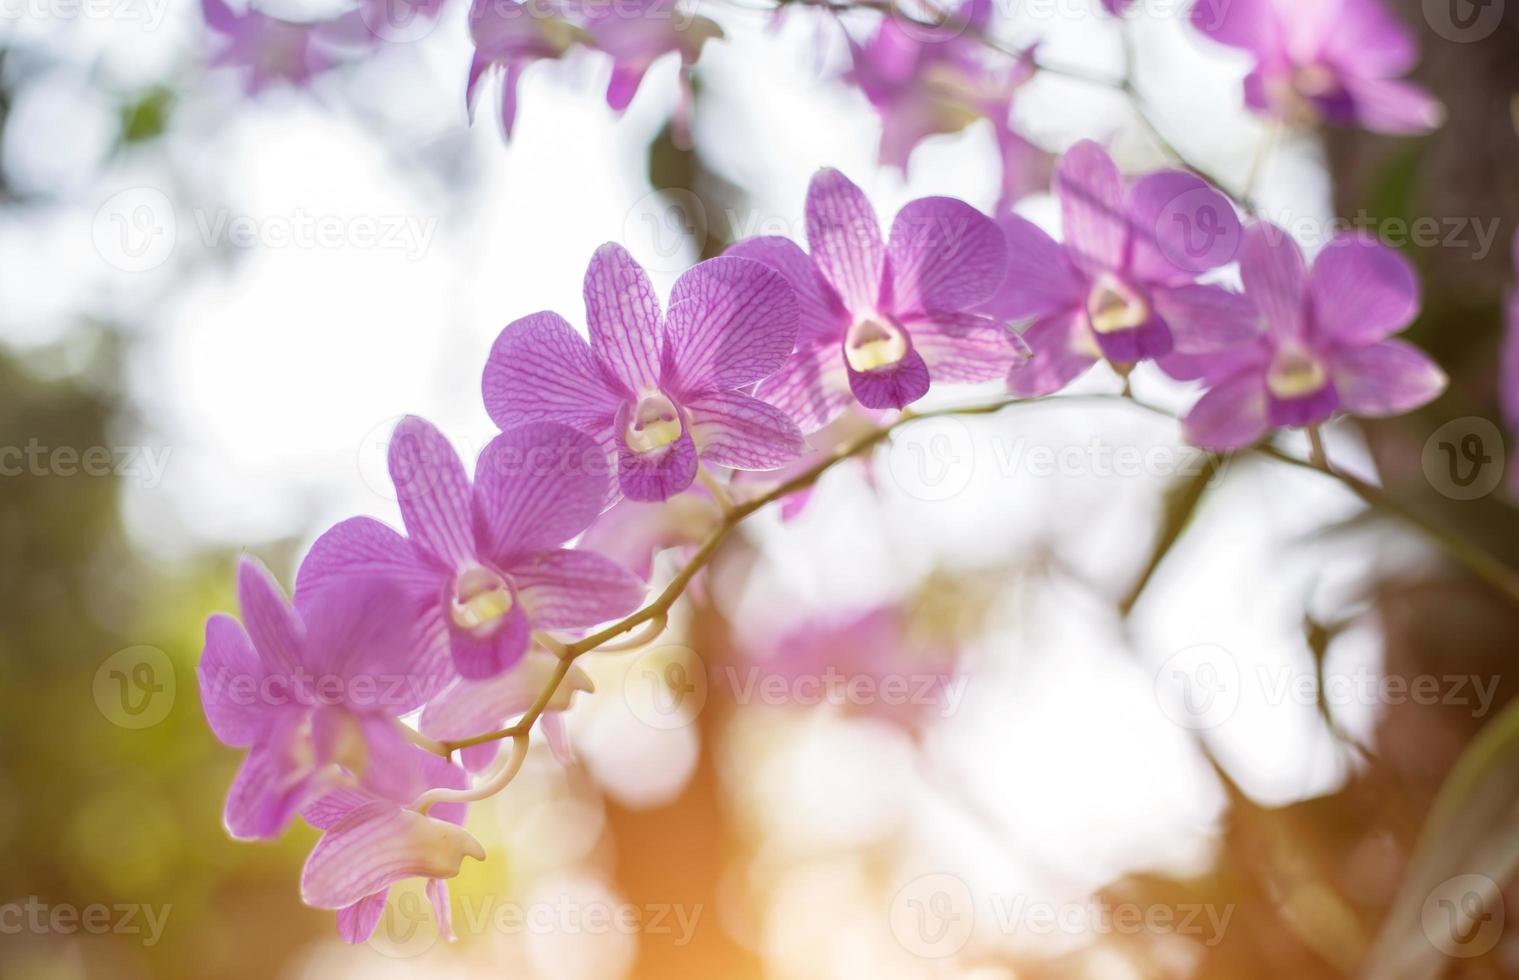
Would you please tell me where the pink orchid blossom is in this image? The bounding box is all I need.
[984,140,1253,396]
[731,168,1026,431]
[198,558,441,840]
[1180,224,1446,450]
[203,0,365,94]
[484,244,805,502]
[1189,0,1443,135]
[296,417,645,681]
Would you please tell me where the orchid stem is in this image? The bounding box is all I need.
[434,394,1519,779]
[413,733,529,812]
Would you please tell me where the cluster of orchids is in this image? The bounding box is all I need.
[201,140,1448,939]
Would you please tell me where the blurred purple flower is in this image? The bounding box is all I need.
[203,0,365,94]
[843,0,1050,210]
[296,416,645,681]
[580,487,723,581]
[1181,224,1446,450]
[198,558,440,840]
[584,0,723,146]
[1100,0,1133,12]
[743,604,963,731]
[1189,0,1443,135]
[484,245,805,502]
[466,0,588,137]
[730,169,1026,430]
[984,140,1252,396]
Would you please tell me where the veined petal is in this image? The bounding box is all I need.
[755,343,853,435]
[846,345,931,410]
[686,389,806,470]
[449,599,531,680]
[665,256,800,393]
[1331,339,1447,417]
[237,558,306,676]
[1309,233,1420,345]
[1055,140,1126,276]
[1182,371,1271,451]
[474,422,611,563]
[336,891,389,945]
[584,243,663,392]
[805,168,885,313]
[483,310,622,432]
[389,417,476,569]
[981,213,1084,322]
[223,711,311,840]
[885,197,1007,314]
[301,801,486,910]
[298,576,425,699]
[617,426,698,502]
[509,548,646,629]
[200,614,270,748]
[1153,283,1261,354]
[1006,310,1100,397]
[911,312,1031,382]
[294,517,437,608]
[1240,222,1309,339]
[725,236,848,345]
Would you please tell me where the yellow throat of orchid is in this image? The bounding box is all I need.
[449,566,513,633]
[844,315,909,373]
[1266,343,1328,399]
[1086,275,1150,335]
[626,391,683,454]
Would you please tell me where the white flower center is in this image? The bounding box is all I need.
[1086,275,1149,335]
[844,315,909,373]
[1266,344,1328,399]
[449,566,513,633]
[625,391,683,454]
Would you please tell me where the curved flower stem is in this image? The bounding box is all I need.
[592,612,670,653]
[430,394,1519,766]
[413,733,529,812]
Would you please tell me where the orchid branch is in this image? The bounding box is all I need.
[427,394,1519,773]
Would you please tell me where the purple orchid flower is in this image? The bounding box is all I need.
[844,0,1050,210]
[729,168,1026,432]
[483,244,805,502]
[301,773,481,944]
[1189,0,1443,135]
[983,140,1254,397]
[1100,0,1133,12]
[1181,223,1447,450]
[296,416,646,681]
[198,558,441,841]
[203,0,364,95]
[466,0,589,137]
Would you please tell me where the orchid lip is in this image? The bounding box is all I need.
[449,565,514,635]
[1266,343,1329,399]
[626,390,684,455]
[844,315,909,373]
[1086,275,1150,335]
